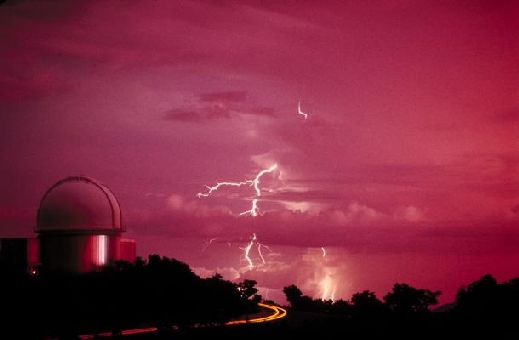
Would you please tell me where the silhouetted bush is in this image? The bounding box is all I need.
[0,255,257,339]
[384,283,440,318]
[282,275,519,337]
[454,274,519,328]
[3,260,519,339]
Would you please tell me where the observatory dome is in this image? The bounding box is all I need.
[37,176,123,232]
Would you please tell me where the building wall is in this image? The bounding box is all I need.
[39,234,120,272]
[0,238,39,273]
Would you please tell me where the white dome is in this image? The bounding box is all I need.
[37,176,123,232]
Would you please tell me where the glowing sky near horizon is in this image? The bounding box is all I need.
[1,0,518,303]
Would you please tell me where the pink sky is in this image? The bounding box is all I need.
[1,0,518,303]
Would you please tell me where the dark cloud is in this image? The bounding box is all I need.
[0,0,81,21]
[248,106,277,117]
[199,91,248,103]
[164,90,276,122]
[163,106,232,122]
[493,109,519,123]
[0,73,62,102]
[163,109,203,122]
[126,194,519,256]
[265,188,343,202]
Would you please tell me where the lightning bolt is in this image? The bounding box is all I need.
[257,244,266,264]
[241,233,257,270]
[298,101,308,120]
[196,181,252,198]
[257,243,272,264]
[239,198,259,217]
[318,247,336,301]
[239,233,272,270]
[320,273,337,301]
[250,164,278,197]
[197,163,278,216]
[197,164,277,271]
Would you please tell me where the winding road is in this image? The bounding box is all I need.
[226,303,287,325]
[79,303,287,339]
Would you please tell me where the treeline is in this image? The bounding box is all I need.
[281,274,519,337]
[117,274,519,340]
[283,282,440,318]
[0,255,259,339]
[2,253,518,339]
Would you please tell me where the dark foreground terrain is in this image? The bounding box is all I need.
[0,255,258,339]
[1,254,518,339]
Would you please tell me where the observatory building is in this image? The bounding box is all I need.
[0,176,136,273]
[35,176,133,272]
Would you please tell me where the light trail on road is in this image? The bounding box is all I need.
[226,303,287,325]
[79,302,287,339]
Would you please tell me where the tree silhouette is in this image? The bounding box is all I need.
[454,273,519,328]
[4,257,519,339]
[0,254,258,338]
[383,283,440,316]
[238,279,259,300]
[330,299,351,315]
[350,290,387,320]
[282,284,312,310]
[283,284,303,306]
